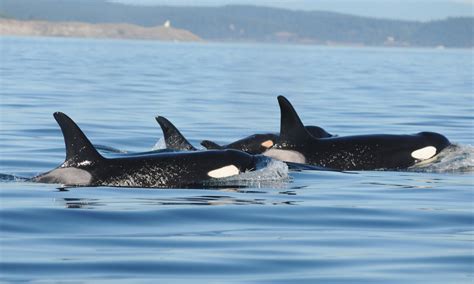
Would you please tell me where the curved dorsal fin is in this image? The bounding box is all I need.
[277,96,313,145]
[305,125,334,138]
[155,116,196,151]
[53,112,103,165]
[201,140,224,150]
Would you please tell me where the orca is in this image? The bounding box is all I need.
[201,126,334,155]
[90,116,336,173]
[31,112,270,188]
[269,96,451,170]
[156,116,338,172]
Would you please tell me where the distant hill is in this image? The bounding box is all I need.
[0,0,472,47]
[0,19,202,41]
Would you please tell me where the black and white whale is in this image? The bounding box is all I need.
[201,126,334,155]
[266,96,451,170]
[157,116,338,172]
[31,112,270,188]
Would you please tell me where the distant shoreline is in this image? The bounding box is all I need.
[1,19,472,50]
[0,19,202,42]
[1,2,472,48]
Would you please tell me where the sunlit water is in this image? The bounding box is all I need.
[0,36,473,283]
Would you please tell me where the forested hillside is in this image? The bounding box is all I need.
[1,0,472,47]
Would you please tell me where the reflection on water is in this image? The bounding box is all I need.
[1,168,473,283]
[58,194,299,209]
[61,197,104,209]
[362,181,435,189]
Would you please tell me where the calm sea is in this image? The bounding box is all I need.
[0,36,473,283]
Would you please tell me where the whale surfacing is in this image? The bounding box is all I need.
[271,96,451,170]
[32,112,268,188]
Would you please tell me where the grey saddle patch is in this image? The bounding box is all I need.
[35,167,92,185]
[263,149,306,164]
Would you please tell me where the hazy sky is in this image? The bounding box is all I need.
[112,0,474,21]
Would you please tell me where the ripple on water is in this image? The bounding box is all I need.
[0,38,472,283]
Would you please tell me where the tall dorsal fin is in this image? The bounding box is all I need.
[53,112,103,165]
[201,140,224,150]
[277,96,313,145]
[155,116,196,151]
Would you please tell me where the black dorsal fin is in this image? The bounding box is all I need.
[305,125,334,138]
[53,112,103,165]
[277,96,313,145]
[155,116,196,151]
[200,140,224,150]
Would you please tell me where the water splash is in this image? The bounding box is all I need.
[409,144,474,173]
[0,173,28,182]
[206,158,289,188]
[151,138,167,151]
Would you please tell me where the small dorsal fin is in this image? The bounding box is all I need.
[155,116,196,151]
[201,140,224,150]
[53,112,103,165]
[277,96,313,145]
[305,125,333,138]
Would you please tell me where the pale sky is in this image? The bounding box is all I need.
[112,0,474,21]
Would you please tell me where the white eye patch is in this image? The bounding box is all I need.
[261,140,274,148]
[411,146,437,160]
[207,165,240,178]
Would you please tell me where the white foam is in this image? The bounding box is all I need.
[206,158,289,188]
[78,160,92,166]
[409,144,474,173]
[152,137,167,151]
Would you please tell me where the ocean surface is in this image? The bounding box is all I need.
[0,36,473,283]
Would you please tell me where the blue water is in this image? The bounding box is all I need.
[1,36,473,283]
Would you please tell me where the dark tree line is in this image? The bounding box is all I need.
[1,0,472,47]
